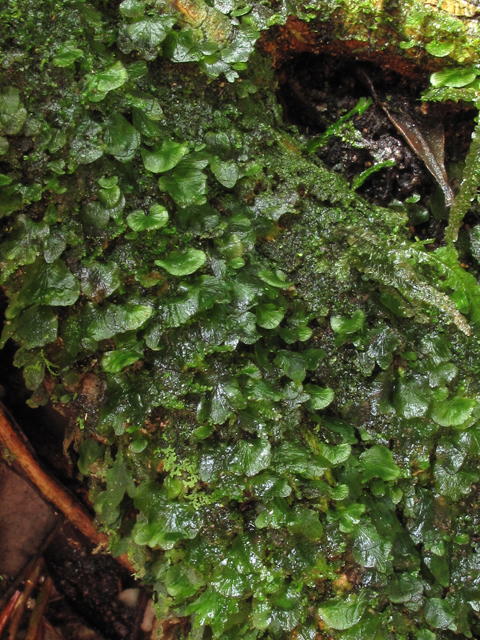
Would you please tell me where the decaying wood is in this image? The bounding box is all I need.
[0,403,135,575]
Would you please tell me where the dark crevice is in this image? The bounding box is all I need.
[276,53,476,217]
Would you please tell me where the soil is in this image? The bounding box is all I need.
[276,52,477,242]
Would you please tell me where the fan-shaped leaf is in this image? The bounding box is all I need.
[104,113,140,162]
[304,384,334,410]
[256,303,285,329]
[127,205,169,231]
[258,269,294,288]
[16,259,80,310]
[318,593,367,630]
[142,140,189,173]
[211,158,241,188]
[102,345,143,373]
[0,87,27,136]
[158,158,207,207]
[53,44,83,67]
[330,310,365,334]
[431,396,476,426]
[96,61,128,93]
[155,248,206,276]
[231,438,271,477]
[127,16,175,48]
[360,445,401,482]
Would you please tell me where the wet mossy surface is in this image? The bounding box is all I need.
[3,0,480,638]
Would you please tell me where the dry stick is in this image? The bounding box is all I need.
[7,558,44,640]
[0,591,21,635]
[0,404,135,575]
[25,576,52,640]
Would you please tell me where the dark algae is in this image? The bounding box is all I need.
[4,0,480,638]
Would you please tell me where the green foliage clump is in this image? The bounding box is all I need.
[3,0,480,639]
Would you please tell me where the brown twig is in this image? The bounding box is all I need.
[0,403,135,574]
[0,591,20,635]
[25,576,52,640]
[7,558,44,640]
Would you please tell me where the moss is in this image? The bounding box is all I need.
[3,0,480,638]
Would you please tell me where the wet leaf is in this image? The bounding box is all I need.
[1,305,57,349]
[81,202,109,229]
[119,0,146,17]
[431,68,478,89]
[317,442,351,465]
[255,497,295,529]
[258,269,293,288]
[304,384,334,410]
[431,395,476,427]
[53,44,83,67]
[127,16,176,48]
[256,303,285,329]
[102,343,143,372]
[426,42,454,57]
[327,503,366,533]
[360,445,401,482]
[158,158,207,207]
[209,378,246,424]
[132,109,162,137]
[185,588,238,636]
[249,471,291,500]
[142,140,189,173]
[0,86,27,135]
[165,564,204,599]
[155,248,206,276]
[231,438,271,477]
[353,160,395,190]
[386,574,423,604]
[211,564,246,597]
[85,302,153,340]
[393,374,431,419]
[353,523,392,572]
[78,439,105,476]
[330,310,365,335]
[97,61,128,93]
[211,158,241,188]
[127,205,168,231]
[104,113,140,162]
[424,598,456,630]
[133,501,200,549]
[16,259,80,311]
[94,457,135,525]
[318,593,367,630]
[70,117,104,165]
[288,506,323,540]
[434,460,478,500]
